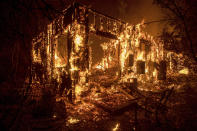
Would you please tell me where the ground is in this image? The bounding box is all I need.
[0,74,197,131]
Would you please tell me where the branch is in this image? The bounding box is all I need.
[143,18,175,25]
[40,0,64,15]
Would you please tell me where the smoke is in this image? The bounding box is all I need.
[77,0,164,36]
[116,0,164,36]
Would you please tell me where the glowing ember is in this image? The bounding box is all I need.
[67,117,80,124]
[53,114,57,118]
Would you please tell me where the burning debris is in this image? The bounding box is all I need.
[67,117,80,125]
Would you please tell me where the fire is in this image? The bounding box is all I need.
[98,58,109,70]
[97,42,118,70]
[96,64,103,70]
[101,42,108,50]
[67,117,80,124]
[153,68,157,77]
[75,84,83,97]
[31,3,170,95]
[112,123,120,131]
[55,53,64,67]
[74,34,83,45]
[136,52,144,61]
[69,53,79,72]
[179,68,189,75]
[53,114,57,118]
[74,34,83,52]
[120,42,127,72]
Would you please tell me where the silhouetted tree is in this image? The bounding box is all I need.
[154,0,197,62]
[0,0,71,85]
[0,0,71,129]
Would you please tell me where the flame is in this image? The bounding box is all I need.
[75,84,83,96]
[67,117,80,124]
[69,23,89,101]
[112,123,120,131]
[153,68,157,77]
[55,53,65,67]
[137,52,144,61]
[69,52,79,72]
[93,20,150,74]
[90,24,96,32]
[96,65,103,70]
[101,42,108,50]
[179,68,189,74]
[74,34,83,52]
[120,42,127,72]
[97,42,117,70]
[74,34,83,45]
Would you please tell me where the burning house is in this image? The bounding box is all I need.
[2,1,197,130]
[31,3,170,101]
